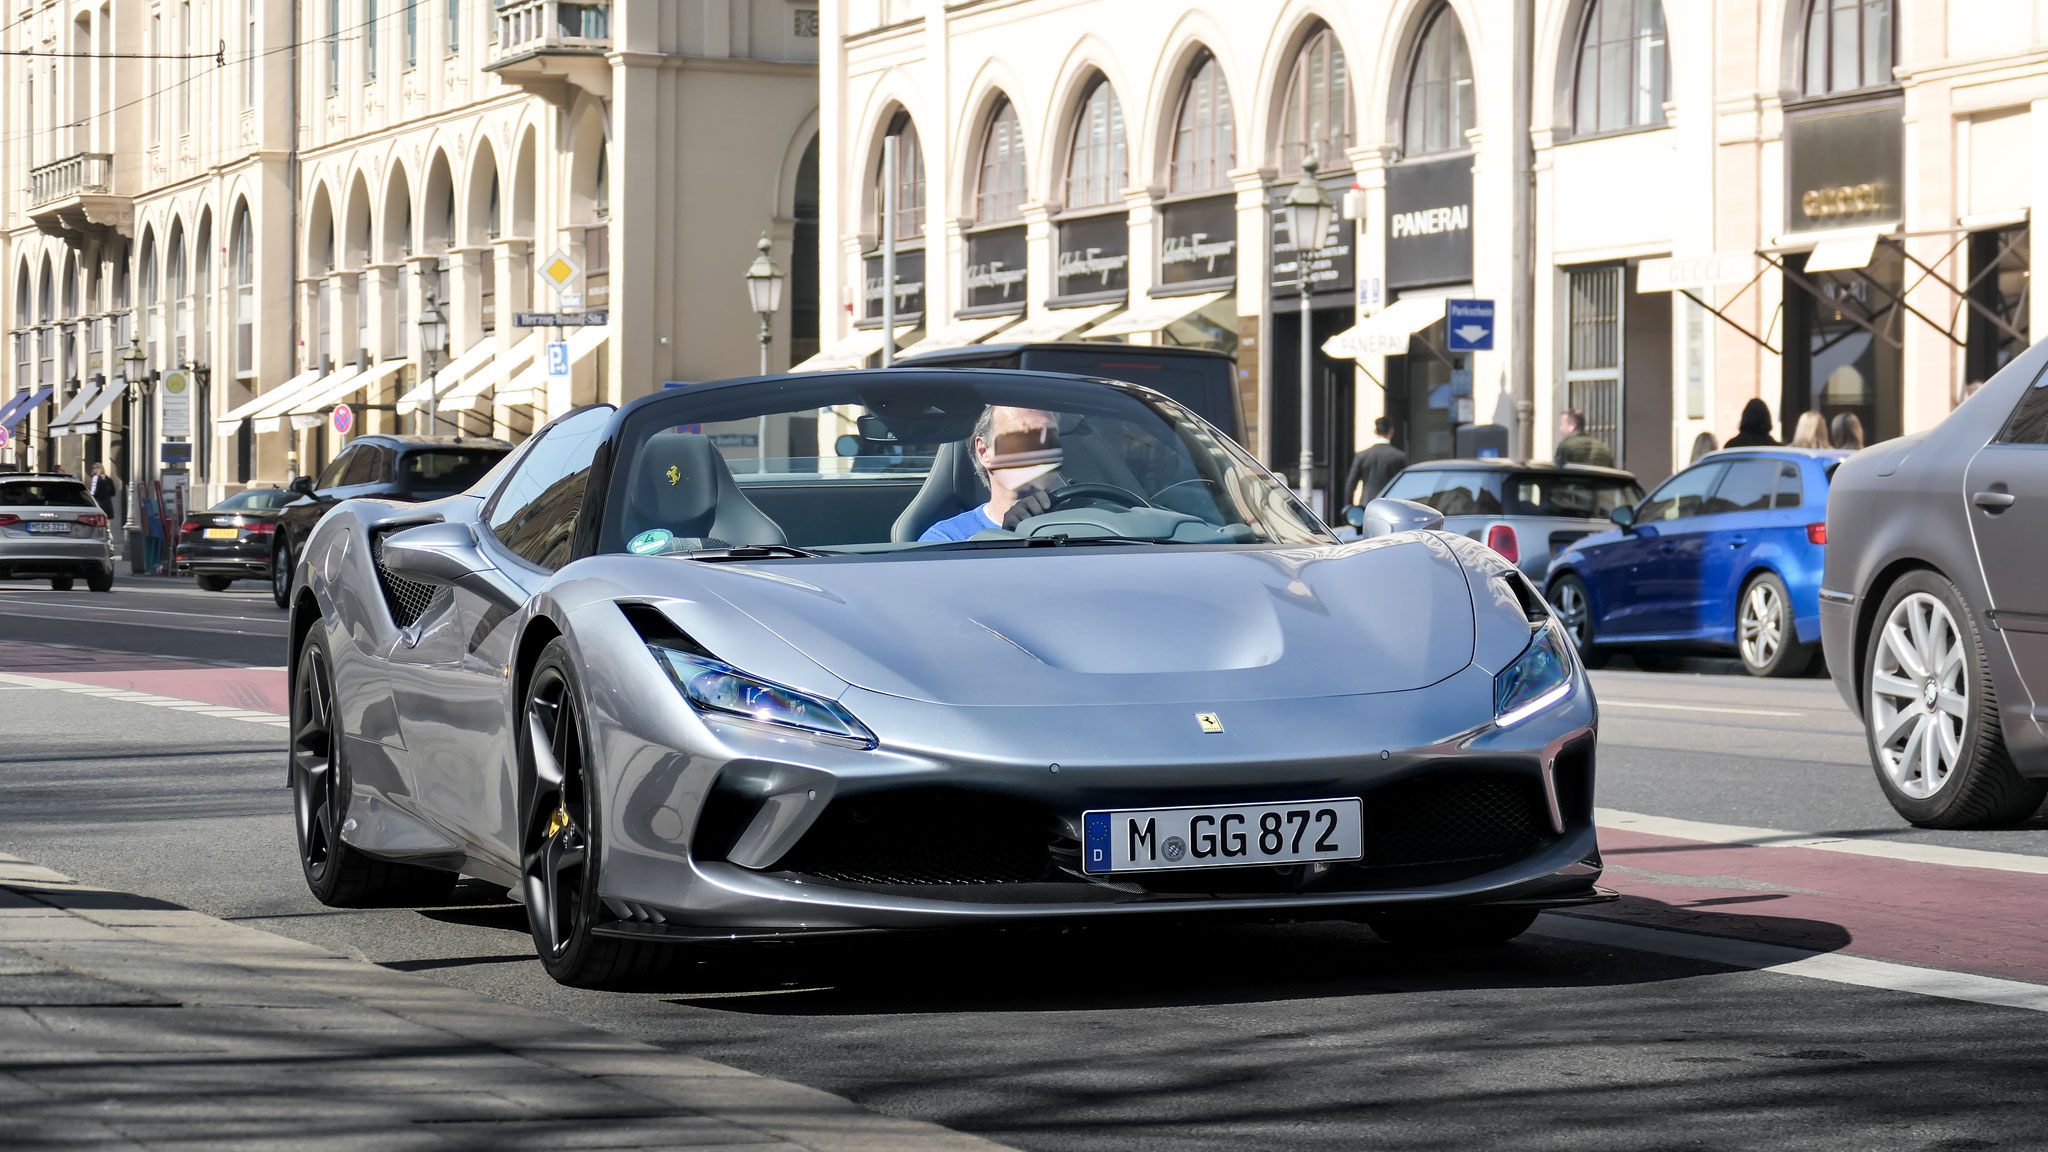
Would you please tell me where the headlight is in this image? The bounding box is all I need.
[1494,624,1574,727]
[649,643,875,746]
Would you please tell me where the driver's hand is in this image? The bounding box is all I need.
[1002,483,1054,529]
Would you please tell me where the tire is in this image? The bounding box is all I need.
[1863,571,2047,829]
[1366,907,1540,948]
[271,539,293,610]
[520,637,667,988]
[196,574,231,592]
[291,628,458,906]
[1547,574,1608,669]
[1737,571,1814,678]
[49,576,74,591]
[86,568,113,593]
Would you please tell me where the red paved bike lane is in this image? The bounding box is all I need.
[0,639,287,713]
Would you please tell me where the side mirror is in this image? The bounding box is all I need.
[377,520,487,587]
[290,475,317,498]
[1362,497,1445,538]
[1341,505,1366,529]
[1609,505,1637,529]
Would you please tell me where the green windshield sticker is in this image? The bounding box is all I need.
[628,528,674,555]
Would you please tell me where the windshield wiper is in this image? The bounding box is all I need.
[918,534,1160,551]
[680,545,830,562]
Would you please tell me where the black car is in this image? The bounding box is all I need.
[176,487,295,591]
[899,342,1245,444]
[270,434,512,608]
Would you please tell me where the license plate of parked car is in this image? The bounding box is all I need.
[1083,798,1363,874]
[27,522,72,534]
[204,527,238,539]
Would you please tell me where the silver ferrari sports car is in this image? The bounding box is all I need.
[285,369,1608,986]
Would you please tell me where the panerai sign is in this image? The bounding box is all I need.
[1786,102,1902,232]
[1385,157,1474,289]
[964,227,1028,310]
[1157,195,1237,286]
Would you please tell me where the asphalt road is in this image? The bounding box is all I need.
[4,585,2047,1150]
[0,574,286,665]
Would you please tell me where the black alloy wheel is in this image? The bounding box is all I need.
[292,629,455,905]
[1364,907,1541,948]
[520,638,664,987]
[87,566,113,593]
[196,574,232,592]
[271,538,293,609]
[1548,574,1607,669]
[49,576,74,591]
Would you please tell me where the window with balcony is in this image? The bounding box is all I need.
[975,97,1027,223]
[1801,0,1895,96]
[1064,75,1125,210]
[1402,3,1475,157]
[1170,49,1234,194]
[871,111,925,242]
[1574,0,1667,134]
[1279,23,1352,175]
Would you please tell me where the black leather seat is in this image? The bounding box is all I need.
[890,440,989,542]
[625,432,787,548]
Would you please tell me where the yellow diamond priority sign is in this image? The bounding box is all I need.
[541,248,583,296]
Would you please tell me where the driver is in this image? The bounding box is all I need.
[918,406,1064,542]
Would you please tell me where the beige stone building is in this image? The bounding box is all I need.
[3,0,820,518]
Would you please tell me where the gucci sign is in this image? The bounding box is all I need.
[1801,182,1890,220]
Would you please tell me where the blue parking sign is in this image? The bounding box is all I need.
[1445,299,1495,352]
[546,341,570,378]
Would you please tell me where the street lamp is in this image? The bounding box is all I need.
[119,338,149,563]
[743,232,786,465]
[1278,151,1337,507]
[417,289,448,437]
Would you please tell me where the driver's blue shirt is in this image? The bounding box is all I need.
[918,504,1000,543]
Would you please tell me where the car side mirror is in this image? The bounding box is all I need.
[377,520,488,587]
[1609,505,1637,529]
[1362,497,1445,538]
[290,475,317,498]
[1341,504,1366,529]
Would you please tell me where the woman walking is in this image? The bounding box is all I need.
[1789,410,1831,449]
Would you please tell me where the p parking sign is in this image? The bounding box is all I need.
[546,341,570,382]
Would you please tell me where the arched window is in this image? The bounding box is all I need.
[975,97,1028,222]
[167,226,188,365]
[38,261,56,389]
[1170,49,1235,193]
[1402,4,1475,156]
[592,149,609,220]
[138,239,157,369]
[1064,75,1126,209]
[231,205,253,377]
[194,218,212,362]
[1279,24,1351,174]
[60,254,78,386]
[13,265,28,396]
[1574,0,1667,133]
[1802,0,1894,96]
[872,111,925,242]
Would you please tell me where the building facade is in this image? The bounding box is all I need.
[818,0,2046,511]
[3,0,820,518]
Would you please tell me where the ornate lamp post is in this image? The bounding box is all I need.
[119,338,150,566]
[743,233,786,464]
[417,289,448,437]
[1278,152,1337,507]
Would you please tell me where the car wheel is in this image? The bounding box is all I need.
[292,628,457,906]
[1365,907,1540,948]
[86,567,113,593]
[196,575,231,592]
[1548,574,1607,669]
[520,638,666,988]
[1864,572,2047,828]
[1737,571,1813,678]
[271,539,292,610]
[49,576,74,591]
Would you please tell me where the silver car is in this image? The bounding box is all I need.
[0,474,115,591]
[285,370,1608,986]
[1354,461,1644,582]
[1823,346,2048,828]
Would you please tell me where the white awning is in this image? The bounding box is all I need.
[901,313,1024,356]
[1321,296,1448,360]
[790,325,919,372]
[63,379,129,434]
[444,332,543,412]
[1082,291,1229,339]
[398,337,499,415]
[1803,228,1886,273]
[250,366,361,435]
[497,326,608,408]
[47,384,103,435]
[220,366,327,435]
[288,358,408,420]
[976,302,1120,345]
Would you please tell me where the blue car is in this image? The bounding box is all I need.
[1544,448,1851,677]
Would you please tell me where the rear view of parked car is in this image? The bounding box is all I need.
[0,474,115,591]
[176,487,294,591]
[1361,461,1643,582]
[1824,350,2048,829]
[1547,449,1846,677]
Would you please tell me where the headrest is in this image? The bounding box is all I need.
[634,432,727,527]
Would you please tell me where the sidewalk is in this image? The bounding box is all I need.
[0,854,1011,1152]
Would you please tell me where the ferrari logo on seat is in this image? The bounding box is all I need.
[666,465,681,485]
[1196,712,1224,733]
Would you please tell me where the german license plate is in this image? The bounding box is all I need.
[1082,798,1363,874]
[204,527,238,539]
[27,522,71,534]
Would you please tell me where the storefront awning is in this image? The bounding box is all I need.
[46,384,103,436]
[398,337,500,416]
[444,332,543,413]
[985,302,1120,344]
[219,367,327,435]
[901,313,1024,355]
[0,386,54,431]
[497,326,608,409]
[1320,296,1447,359]
[1083,291,1229,339]
[1803,228,1887,273]
[56,380,128,436]
[244,366,357,435]
[790,326,920,372]
[285,359,409,428]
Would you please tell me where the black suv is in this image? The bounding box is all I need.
[271,434,512,608]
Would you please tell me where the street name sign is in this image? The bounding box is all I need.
[514,311,608,327]
[1445,298,1495,352]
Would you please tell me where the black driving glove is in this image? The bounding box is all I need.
[1002,484,1054,530]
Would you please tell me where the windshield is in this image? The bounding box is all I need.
[601,373,1330,556]
[0,480,94,508]
[403,448,507,495]
[214,488,294,512]
[1383,469,1641,519]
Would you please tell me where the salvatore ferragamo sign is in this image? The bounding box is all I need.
[1157,196,1237,286]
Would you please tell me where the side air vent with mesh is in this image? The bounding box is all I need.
[370,529,442,628]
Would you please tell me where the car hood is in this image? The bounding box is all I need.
[676,538,1476,707]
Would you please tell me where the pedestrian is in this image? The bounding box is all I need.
[87,462,116,518]
[1689,431,1719,463]
[1553,410,1615,468]
[1789,410,1831,449]
[1725,398,1779,448]
[1341,417,1407,507]
[1829,412,1865,451]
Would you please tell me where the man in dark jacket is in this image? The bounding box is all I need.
[1725,398,1779,448]
[1342,418,1407,507]
[1554,410,1615,467]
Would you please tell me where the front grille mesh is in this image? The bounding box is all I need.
[371,531,440,628]
[1357,773,1552,868]
[770,790,1050,885]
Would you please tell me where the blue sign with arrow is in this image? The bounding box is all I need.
[1445,298,1495,352]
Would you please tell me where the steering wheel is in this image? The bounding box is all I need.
[1048,482,1152,511]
